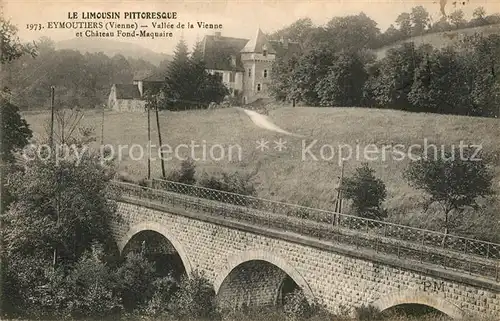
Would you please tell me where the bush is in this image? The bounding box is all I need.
[341,163,387,220]
[116,251,157,312]
[141,276,179,318]
[199,171,257,197]
[283,289,313,320]
[167,158,197,185]
[355,305,383,320]
[62,244,123,319]
[169,270,218,320]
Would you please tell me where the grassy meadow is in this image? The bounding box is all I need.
[22,107,500,234]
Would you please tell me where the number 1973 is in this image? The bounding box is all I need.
[26,23,43,31]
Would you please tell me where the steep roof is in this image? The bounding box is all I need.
[200,31,301,71]
[202,34,248,71]
[140,72,167,82]
[268,40,302,59]
[240,28,276,54]
[114,84,142,100]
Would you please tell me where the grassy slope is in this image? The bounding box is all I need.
[373,23,500,60]
[23,107,500,229]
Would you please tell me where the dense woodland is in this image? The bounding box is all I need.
[1,37,168,110]
[268,6,500,117]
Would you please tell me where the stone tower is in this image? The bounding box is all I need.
[240,28,276,104]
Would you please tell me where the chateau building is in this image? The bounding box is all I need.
[200,29,301,104]
[108,28,300,110]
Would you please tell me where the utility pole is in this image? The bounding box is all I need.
[100,104,105,145]
[155,105,166,178]
[147,105,151,179]
[333,161,344,225]
[49,85,59,268]
[49,86,55,148]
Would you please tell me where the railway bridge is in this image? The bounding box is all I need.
[109,179,500,320]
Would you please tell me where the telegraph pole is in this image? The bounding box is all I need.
[147,105,151,179]
[155,106,166,178]
[333,161,344,225]
[49,85,59,268]
[100,104,105,145]
[49,86,55,148]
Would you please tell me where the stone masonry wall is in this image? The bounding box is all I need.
[112,201,500,319]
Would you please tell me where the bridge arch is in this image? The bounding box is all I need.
[372,290,465,320]
[118,221,193,277]
[214,249,315,309]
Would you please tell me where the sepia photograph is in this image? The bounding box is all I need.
[0,0,499,320]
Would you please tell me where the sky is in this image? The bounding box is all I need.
[3,0,500,54]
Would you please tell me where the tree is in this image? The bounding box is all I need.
[404,147,494,235]
[0,96,32,164]
[408,46,473,115]
[411,6,430,35]
[341,163,387,220]
[287,46,336,105]
[473,7,486,20]
[368,42,427,110]
[268,17,314,43]
[380,24,403,46]
[395,12,412,38]
[0,19,36,316]
[315,52,368,107]
[169,271,217,320]
[163,39,191,108]
[116,251,157,312]
[325,13,380,51]
[269,54,299,102]
[431,16,453,32]
[0,17,36,64]
[3,141,117,264]
[449,9,466,29]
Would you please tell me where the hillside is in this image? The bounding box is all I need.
[373,23,500,59]
[22,107,500,235]
[56,38,172,66]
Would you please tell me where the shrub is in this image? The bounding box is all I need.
[283,289,313,320]
[341,163,387,220]
[116,251,157,312]
[4,254,68,319]
[169,270,218,320]
[355,304,383,320]
[167,158,197,185]
[199,171,256,197]
[141,276,179,318]
[63,244,122,319]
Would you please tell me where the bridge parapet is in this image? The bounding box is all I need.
[109,180,500,282]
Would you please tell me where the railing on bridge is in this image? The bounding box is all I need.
[109,179,500,282]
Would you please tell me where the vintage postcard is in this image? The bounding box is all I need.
[1,0,499,320]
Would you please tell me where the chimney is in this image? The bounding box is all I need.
[214,31,221,38]
[283,37,288,49]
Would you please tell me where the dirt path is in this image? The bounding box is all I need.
[237,107,304,137]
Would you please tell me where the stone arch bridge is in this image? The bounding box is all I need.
[110,180,500,320]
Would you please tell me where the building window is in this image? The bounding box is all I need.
[248,68,252,77]
[263,49,267,57]
[215,72,223,81]
[257,84,261,92]
[263,69,268,78]
[230,71,235,82]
